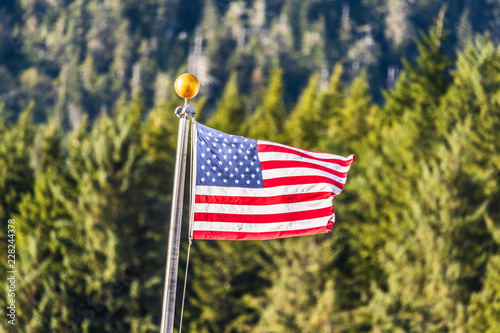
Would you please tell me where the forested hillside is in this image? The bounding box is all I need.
[1,0,500,122]
[1,0,500,332]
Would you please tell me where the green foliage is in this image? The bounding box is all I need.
[207,72,246,135]
[2,8,500,333]
[284,72,321,149]
[254,236,343,333]
[247,66,286,142]
[468,256,500,332]
[0,102,35,221]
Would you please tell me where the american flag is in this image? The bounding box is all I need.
[191,123,355,241]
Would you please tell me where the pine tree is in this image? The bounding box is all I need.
[468,256,500,332]
[0,102,35,222]
[207,72,246,135]
[186,240,269,333]
[13,119,73,332]
[358,123,480,331]
[284,72,320,148]
[323,71,373,156]
[381,18,452,147]
[247,66,286,141]
[254,236,344,333]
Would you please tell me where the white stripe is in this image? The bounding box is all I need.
[193,215,335,233]
[262,168,347,184]
[194,197,332,214]
[259,152,352,173]
[258,140,354,161]
[195,183,339,196]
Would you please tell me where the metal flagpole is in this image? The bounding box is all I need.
[160,74,200,333]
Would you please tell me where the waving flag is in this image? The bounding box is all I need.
[191,123,355,241]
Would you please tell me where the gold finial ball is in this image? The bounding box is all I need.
[175,73,200,99]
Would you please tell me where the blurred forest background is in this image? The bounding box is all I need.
[1,0,500,332]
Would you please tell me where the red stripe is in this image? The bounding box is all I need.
[260,160,349,177]
[194,206,333,223]
[263,176,345,189]
[193,221,334,241]
[195,191,333,205]
[258,144,355,167]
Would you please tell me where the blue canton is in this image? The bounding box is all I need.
[196,123,264,188]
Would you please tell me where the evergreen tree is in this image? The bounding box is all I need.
[207,72,245,135]
[254,236,344,333]
[323,70,373,155]
[247,66,286,141]
[468,256,500,332]
[284,72,320,148]
[382,18,452,147]
[0,102,35,222]
[360,125,488,331]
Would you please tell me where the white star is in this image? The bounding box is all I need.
[235,179,239,184]
[218,161,223,165]
[201,177,205,182]
[253,156,257,159]
[250,162,254,166]
[223,155,227,159]
[212,142,217,147]
[246,150,250,154]
[212,178,216,182]
[238,149,242,153]
[231,144,236,148]
[240,144,244,148]
[212,166,216,171]
[251,174,255,178]
[218,149,222,153]
[224,167,229,171]
[206,172,210,176]
[246,180,250,184]
[230,173,234,178]
[201,153,205,158]
[215,138,219,142]
[224,138,228,142]
[244,139,248,142]
[201,141,205,145]
[207,160,211,164]
[235,167,239,172]
[241,174,245,178]
[239,161,244,166]
[206,147,210,152]
[256,168,260,172]
[250,144,255,148]
[201,165,205,170]
[257,180,261,184]
[229,161,233,165]
[218,172,222,177]
[233,155,237,160]
[245,168,249,172]
[209,133,213,136]
[228,149,232,153]
[244,156,248,160]
[219,134,223,137]
[233,138,238,142]
[223,179,227,183]
[212,154,216,158]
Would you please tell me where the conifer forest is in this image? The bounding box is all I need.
[2,0,500,332]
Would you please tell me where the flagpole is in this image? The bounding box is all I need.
[160,74,200,333]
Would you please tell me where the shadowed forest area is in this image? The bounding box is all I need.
[1,0,500,332]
